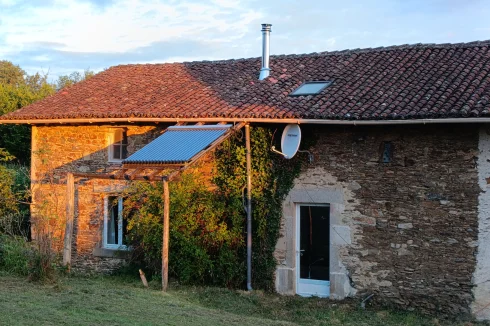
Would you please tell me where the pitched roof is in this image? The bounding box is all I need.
[3,41,490,122]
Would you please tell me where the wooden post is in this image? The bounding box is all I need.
[245,124,253,291]
[63,173,75,270]
[139,269,149,288]
[162,179,170,291]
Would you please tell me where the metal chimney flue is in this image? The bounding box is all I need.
[259,23,272,80]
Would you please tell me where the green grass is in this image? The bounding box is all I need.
[0,273,481,326]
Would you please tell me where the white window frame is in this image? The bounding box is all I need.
[103,196,127,250]
[108,129,128,163]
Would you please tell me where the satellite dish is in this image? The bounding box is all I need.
[280,124,302,159]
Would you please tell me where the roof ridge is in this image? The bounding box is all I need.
[107,39,490,69]
[272,39,490,59]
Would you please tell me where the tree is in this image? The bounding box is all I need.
[0,61,25,86]
[56,70,94,91]
[0,61,56,163]
[0,62,95,163]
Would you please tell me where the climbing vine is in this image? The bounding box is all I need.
[123,126,313,290]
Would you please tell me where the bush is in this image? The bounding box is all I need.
[122,126,309,290]
[0,152,55,282]
[0,235,30,275]
[0,163,30,237]
[0,234,57,282]
[0,164,19,218]
[27,234,57,282]
[124,172,244,287]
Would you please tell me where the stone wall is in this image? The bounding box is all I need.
[31,124,164,273]
[31,124,218,273]
[31,123,484,315]
[275,124,480,316]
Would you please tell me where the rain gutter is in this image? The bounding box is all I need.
[1,117,490,125]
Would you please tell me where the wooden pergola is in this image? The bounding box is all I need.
[62,122,248,291]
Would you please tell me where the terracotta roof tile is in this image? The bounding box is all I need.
[4,41,490,121]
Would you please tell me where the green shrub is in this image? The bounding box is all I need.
[0,163,30,237]
[0,235,30,275]
[27,234,57,282]
[0,164,19,218]
[123,126,310,290]
[124,172,244,286]
[0,234,57,282]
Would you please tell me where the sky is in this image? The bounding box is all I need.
[0,0,489,79]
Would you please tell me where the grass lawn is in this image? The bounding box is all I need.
[0,273,480,326]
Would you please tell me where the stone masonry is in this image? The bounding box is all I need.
[31,124,217,273]
[31,124,165,273]
[31,123,485,316]
[275,124,480,316]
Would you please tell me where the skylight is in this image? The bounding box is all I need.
[290,81,332,96]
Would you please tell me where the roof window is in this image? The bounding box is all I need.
[289,81,332,96]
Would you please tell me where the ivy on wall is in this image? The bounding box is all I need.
[124,126,311,290]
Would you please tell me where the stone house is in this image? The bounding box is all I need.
[2,34,490,319]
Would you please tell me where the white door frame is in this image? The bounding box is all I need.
[295,203,331,297]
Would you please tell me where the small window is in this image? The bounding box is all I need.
[109,129,128,162]
[290,81,332,96]
[103,196,128,249]
[381,142,393,163]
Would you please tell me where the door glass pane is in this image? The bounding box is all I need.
[299,205,330,281]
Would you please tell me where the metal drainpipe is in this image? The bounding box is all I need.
[245,124,253,291]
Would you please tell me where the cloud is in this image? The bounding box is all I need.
[1,0,489,77]
[0,0,262,71]
[1,0,262,54]
[80,0,114,9]
[8,37,230,80]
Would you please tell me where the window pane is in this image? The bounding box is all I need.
[113,129,123,143]
[111,130,128,160]
[107,197,118,245]
[113,144,121,160]
[382,142,393,163]
[290,82,332,96]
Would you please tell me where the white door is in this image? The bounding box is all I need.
[296,204,330,297]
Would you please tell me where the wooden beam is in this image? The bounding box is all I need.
[162,179,170,291]
[125,168,143,180]
[73,171,174,181]
[62,172,75,270]
[145,168,165,181]
[112,168,128,179]
[123,163,184,169]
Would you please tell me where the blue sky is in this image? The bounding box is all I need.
[0,0,489,79]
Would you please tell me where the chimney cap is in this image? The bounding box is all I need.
[261,23,272,31]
